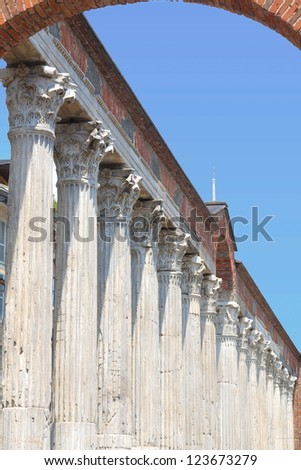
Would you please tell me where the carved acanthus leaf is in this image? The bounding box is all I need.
[247,329,262,361]
[266,350,277,377]
[182,255,205,295]
[238,317,253,349]
[200,274,222,313]
[131,199,166,247]
[288,376,297,399]
[0,64,76,131]
[216,301,240,336]
[273,360,283,384]
[257,338,271,368]
[98,168,142,219]
[157,229,190,272]
[54,121,113,184]
[280,367,290,393]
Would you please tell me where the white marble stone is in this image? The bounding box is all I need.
[273,360,283,450]
[52,121,113,450]
[287,376,297,450]
[182,255,205,449]
[200,274,221,449]
[266,351,277,449]
[97,168,141,449]
[0,64,75,450]
[216,301,240,449]
[131,200,164,449]
[157,228,189,449]
[237,317,253,449]
[247,330,263,449]
[257,338,270,449]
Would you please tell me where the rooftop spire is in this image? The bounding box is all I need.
[212,167,216,202]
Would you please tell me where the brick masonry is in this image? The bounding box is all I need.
[2,1,301,57]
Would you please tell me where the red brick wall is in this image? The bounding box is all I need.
[236,264,299,375]
[2,1,301,57]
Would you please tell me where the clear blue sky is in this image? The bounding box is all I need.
[84,3,301,350]
[0,2,300,349]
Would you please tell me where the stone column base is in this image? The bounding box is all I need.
[2,407,50,450]
[51,422,96,450]
[96,434,132,449]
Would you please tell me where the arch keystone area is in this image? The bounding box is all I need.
[1,1,301,57]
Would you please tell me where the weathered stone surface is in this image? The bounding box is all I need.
[216,301,240,449]
[1,64,75,450]
[182,255,205,449]
[97,168,141,449]
[52,121,112,450]
[158,229,189,449]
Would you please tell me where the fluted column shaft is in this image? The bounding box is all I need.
[246,331,261,450]
[158,229,189,449]
[266,352,276,449]
[279,370,289,450]
[199,274,221,449]
[216,301,240,449]
[131,200,164,448]
[273,361,283,450]
[182,255,204,449]
[0,64,74,449]
[257,339,270,449]
[97,169,141,449]
[287,377,297,450]
[237,317,253,449]
[52,122,112,449]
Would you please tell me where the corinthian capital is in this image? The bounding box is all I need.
[0,64,76,133]
[266,350,277,378]
[98,168,142,219]
[258,338,271,369]
[280,368,290,394]
[238,317,253,349]
[182,255,205,296]
[273,360,283,385]
[131,199,166,247]
[247,329,262,361]
[200,274,222,314]
[288,376,297,401]
[216,301,240,337]
[157,229,189,272]
[54,121,113,185]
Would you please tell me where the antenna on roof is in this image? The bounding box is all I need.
[212,167,216,202]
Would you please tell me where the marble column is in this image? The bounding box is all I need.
[157,228,189,449]
[131,200,164,449]
[273,360,283,450]
[257,338,270,449]
[97,168,142,449]
[279,368,289,450]
[237,317,253,449]
[266,351,277,449]
[200,274,221,449]
[246,329,261,449]
[181,255,205,449]
[52,121,113,449]
[0,64,75,449]
[216,301,240,449]
[287,376,297,450]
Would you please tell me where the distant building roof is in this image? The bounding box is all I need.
[0,160,9,185]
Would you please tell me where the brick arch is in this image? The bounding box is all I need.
[1,1,301,57]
